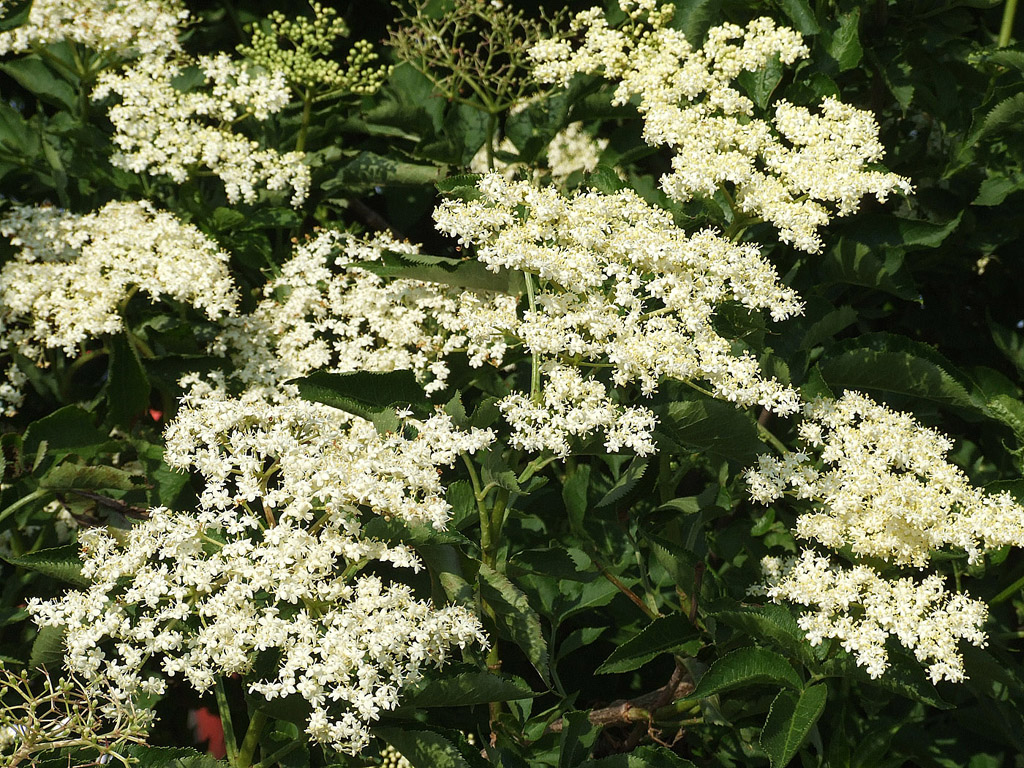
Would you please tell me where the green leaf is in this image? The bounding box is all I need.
[655,398,765,465]
[404,669,537,707]
[562,464,591,533]
[39,462,140,493]
[737,54,784,110]
[362,515,470,546]
[827,9,862,71]
[1,544,86,587]
[978,93,1024,139]
[291,370,427,432]
[23,406,106,461]
[123,745,230,767]
[325,151,446,192]
[353,248,525,294]
[595,456,648,508]
[559,710,601,768]
[29,624,65,669]
[776,0,819,34]
[687,647,802,699]
[580,745,699,767]
[374,726,476,768]
[847,212,961,250]
[710,603,816,667]
[816,333,975,410]
[759,684,828,768]
[596,613,698,674]
[478,563,550,684]
[1,57,77,110]
[586,164,626,194]
[798,306,858,351]
[821,238,916,299]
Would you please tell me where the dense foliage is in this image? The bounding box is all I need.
[1,0,1024,766]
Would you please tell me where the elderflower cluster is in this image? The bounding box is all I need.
[434,174,802,453]
[30,390,491,753]
[211,230,488,397]
[0,201,238,416]
[746,391,1024,567]
[749,391,1024,682]
[760,551,988,684]
[94,53,310,205]
[239,2,390,94]
[0,0,187,58]
[530,2,912,252]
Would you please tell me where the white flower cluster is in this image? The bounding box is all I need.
[747,391,1024,567]
[0,200,238,416]
[761,551,988,684]
[0,0,187,58]
[212,230,482,397]
[94,53,310,205]
[434,173,802,455]
[30,390,492,753]
[748,391,1024,681]
[530,1,913,252]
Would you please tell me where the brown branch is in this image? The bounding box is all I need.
[547,663,693,734]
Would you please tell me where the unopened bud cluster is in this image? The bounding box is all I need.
[239,2,391,94]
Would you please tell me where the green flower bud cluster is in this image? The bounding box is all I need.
[239,1,391,95]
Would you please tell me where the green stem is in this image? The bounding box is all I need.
[462,453,492,560]
[235,709,268,768]
[999,0,1018,46]
[991,570,1024,605]
[524,273,541,402]
[485,111,498,171]
[252,739,302,768]
[296,89,313,152]
[0,489,50,528]
[757,422,789,455]
[215,678,239,765]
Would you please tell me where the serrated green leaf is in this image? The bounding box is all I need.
[29,624,65,669]
[828,9,862,71]
[711,604,816,667]
[23,406,106,460]
[291,370,427,432]
[374,726,474,768]
[123,745,230,767]
[798,305,858,351]
[352,248,524,294]
[562,464,591,533]
[737,53,783,109]
[580,745,699,767]
[437,173,483,193]
[1,57,77,110]
[816,333,974,410]
[362,515,471,546]
[404,669,537,707]
[479,563,550,684]
[595,456,648,508]
[586,164,625,194]
[821,238,916,299]
[1,544,86,587]
[325,151,445,192]
[687,647,802,698]
[760,684,828,768]
[597,613,698,674]
[655,398,765,465]
[776,0,819,34]
[979,92,1024,139]
[40,462,140,492]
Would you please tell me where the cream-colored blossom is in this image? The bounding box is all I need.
[746,391,1024,567]
[0,201,238,416]
[94,53,309,205]
[434,174,802,454]
[31,390,491,754]
[760,550,988,684]
[211,230,497,398]
[0,0,187,57]
[530,3,912,252]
